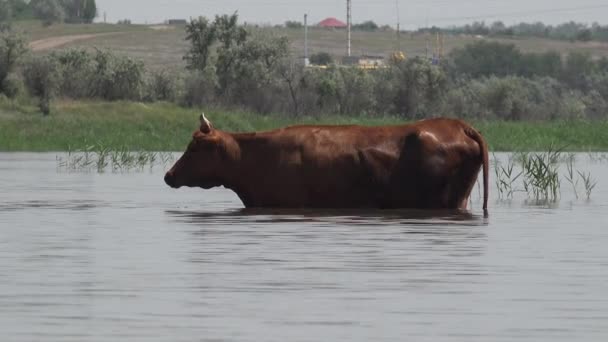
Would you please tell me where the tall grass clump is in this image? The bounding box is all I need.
[521,150,561,203]
[578,171,598,200]
[493,154,521,200]
[493,149,599,205]
[57,144,175,172]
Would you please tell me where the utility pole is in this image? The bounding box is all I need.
[347,0,352,57]
[304,14,309,66]
[395,0,400,52]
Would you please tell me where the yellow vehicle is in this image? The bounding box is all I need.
[390,51,407,63]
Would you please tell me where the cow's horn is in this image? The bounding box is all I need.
[200,112,213,133]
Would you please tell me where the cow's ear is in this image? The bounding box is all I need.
[199,113,213,134]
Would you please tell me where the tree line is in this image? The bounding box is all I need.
[420,20,608,43]
[1,14,608,121]
[0,0,97,26]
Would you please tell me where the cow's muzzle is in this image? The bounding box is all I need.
[164,171,178,188]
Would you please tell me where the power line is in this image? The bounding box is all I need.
[430,4,608,24]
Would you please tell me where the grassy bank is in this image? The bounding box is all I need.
[1,99,607,152]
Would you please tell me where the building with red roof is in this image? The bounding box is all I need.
[317,17,347,28]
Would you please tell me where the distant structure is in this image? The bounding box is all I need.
[346,0,352,56]
[342,55,386,69]
[167,19,187,25]
[304,14,309,66]
[317,17,347,29]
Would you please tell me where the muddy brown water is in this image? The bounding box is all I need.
[1,153,607,342]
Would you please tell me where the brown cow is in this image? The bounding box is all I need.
[165,114,489,213]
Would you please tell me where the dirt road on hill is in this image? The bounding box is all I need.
[29,33,121,51]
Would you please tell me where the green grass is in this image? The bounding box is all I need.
[474,121,608,152]
[1,98,608,152]
[13,20,150,41]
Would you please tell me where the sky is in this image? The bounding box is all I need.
[95,0,608,29]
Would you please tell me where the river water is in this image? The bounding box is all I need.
[1,153,607,342]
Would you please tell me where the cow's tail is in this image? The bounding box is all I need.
[464,126,489,215]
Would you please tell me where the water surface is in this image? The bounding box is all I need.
[1,153,607,342]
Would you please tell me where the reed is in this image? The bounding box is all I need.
[493,154,522,200]
[521,150,561,203]
[57,144,174,172]
[564,156,579,200]
[578,171,598,200]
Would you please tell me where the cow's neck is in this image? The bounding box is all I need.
[219,132,274,207]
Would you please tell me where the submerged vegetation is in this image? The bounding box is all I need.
[56,144,174,172]
[494,148,599,204]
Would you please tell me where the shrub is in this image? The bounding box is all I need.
[31,0,65,26]
[22,55,60,115]
[353,20,379,32]
[49,48,145,101]
[1,72,22,98]
[146,69,179,102]
[0,0,12,22]
[285,21,303,29]
[0,29,27,96]
[447,41,523,78]
[182,68,217,107]
[391,57,447,118]
[561,51,596,90]
[439,76,591,120]
[51,48,95,98]
[309,52,333,66]
[91,49,145,101]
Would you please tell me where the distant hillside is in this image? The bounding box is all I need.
[14,21,608,70]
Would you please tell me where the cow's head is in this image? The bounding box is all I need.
[164,113,237,189]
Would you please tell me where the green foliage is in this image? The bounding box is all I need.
[81,0,97,23]
[521,149,562,203]
[214,13,247,49]
[31,0,65,26]
[22,55,60,115]
[439,20,608,42]
[309,52,333,66]
[91,49,144,101]
[353,20,379,32]
[49,48,145,101]
[448,41,522,78]
[51,48,94,98]
[182,14,294,113]
[518,51,562,78]
[146,69,179,102]
[0,0,13,22]
[61,0,97,23]
[7,0,34,20]
[390,57,447,118]
[284,21,303,29]
[0,29,27,97]
[30,0,96,25]
[2,99,608,152]
[223,34,289,113]
[1,73,22,98]
[183,16,217,72]
[441,76,589,120]
[561,51,595,90]
[182,68,217,107]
